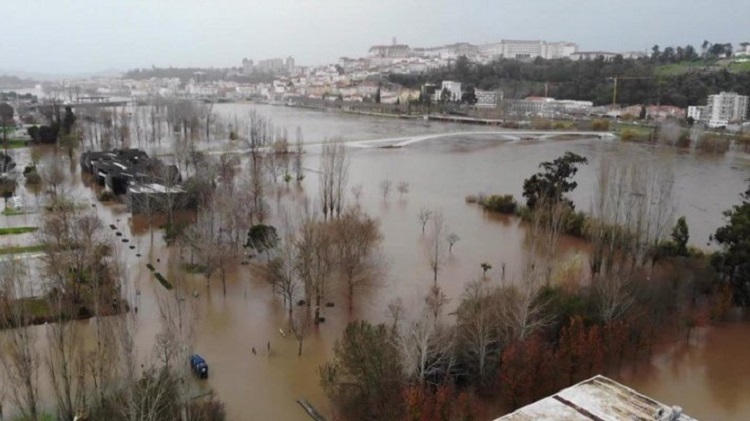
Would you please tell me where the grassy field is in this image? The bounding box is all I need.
[0,244,46,255]
[0,226,38,235]
[613,122,655,142]
[2,138,29,148]
[2,207,30,216]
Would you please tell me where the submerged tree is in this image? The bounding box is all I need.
[319,139,349,219]
[522,151,588,210]
[712,182,750,305]
[320,321,405,420]
[332,208,384,311]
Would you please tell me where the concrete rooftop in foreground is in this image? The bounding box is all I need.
[495,375,696,421]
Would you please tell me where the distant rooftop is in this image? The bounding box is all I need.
[494,375,696,421]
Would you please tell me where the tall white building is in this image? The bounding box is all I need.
[706,92,749,126]
[285,56,296,73]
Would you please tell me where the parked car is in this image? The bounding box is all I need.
[190,354,208,379]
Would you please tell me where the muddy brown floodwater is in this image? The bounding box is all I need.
[2,104,750,420]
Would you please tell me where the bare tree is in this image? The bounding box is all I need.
[333,208,384,311]
[244,111,270,223]
[397,181,410,199]
[350,184,363,205]
[294,126,305,181]
[379,178,392,201]
[268,209,300,315]
[424,284,449,322]
[427,211,446,286]
[496,275,552,341]
[594,274,637,323]
[184,201,220,289]
[290,309,312,356]
[526,198,568,282]
[39,152,68,199]
[588,158,675,276]
[46,294,86,421]
[417,207,432,234]
[397,305,453,384]
[0,258,41,421]
[446,232,460,254]
[319,139,349,219]
[456,280,498,383]
[295,203,334,322]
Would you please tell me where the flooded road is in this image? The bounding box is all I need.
[2,104,750,419]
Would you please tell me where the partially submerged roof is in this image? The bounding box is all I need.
[495,375,696,421]
[129,182,185,194]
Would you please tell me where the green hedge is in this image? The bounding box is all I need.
[153,272,173,290]
[479,194,518,214]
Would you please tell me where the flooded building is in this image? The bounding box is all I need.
[127,182,187,214]
[494,375,695,421]
[80,149,180,195]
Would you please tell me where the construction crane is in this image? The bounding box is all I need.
[608,76,661,108]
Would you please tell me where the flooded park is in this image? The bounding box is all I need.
[2,103,750,420]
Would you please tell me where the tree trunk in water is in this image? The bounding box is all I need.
[348,282,354,312]
[298,340,302,356]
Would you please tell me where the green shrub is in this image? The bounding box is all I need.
[25,172,42,185]
[531,118,553,130]
[563,211,587,238]
[480,194,518,214]
[162,222,187,245]
[696,134,730,153]
[146,263,155,271]
[620,128,638,141]
[153,272,173,290]
[182,263,206,274]
[553,121,575,130]
[676,130,692,148]
[590,119,610,131]
[98,189,116,202]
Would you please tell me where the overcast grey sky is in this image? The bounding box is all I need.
[1,0,743,74]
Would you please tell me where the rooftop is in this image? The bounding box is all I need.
[494,376,696,421]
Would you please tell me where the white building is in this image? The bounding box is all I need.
[734,42,750,57]
[435,81,462,102]
[242,58,254,74]
[687,105,706,121]
[570,51,619,61]
[478,40,578,60]
[706,91,748,127]
[494,375,695,421]
[475,89,503,108]
[285,56,296,73]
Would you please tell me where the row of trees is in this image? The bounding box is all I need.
[649,40,742,63]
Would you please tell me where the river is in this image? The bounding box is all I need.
[2,103,750,420]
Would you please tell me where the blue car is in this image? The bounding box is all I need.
[190,354,208,379]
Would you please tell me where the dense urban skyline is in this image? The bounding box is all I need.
[1,0,746,75]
